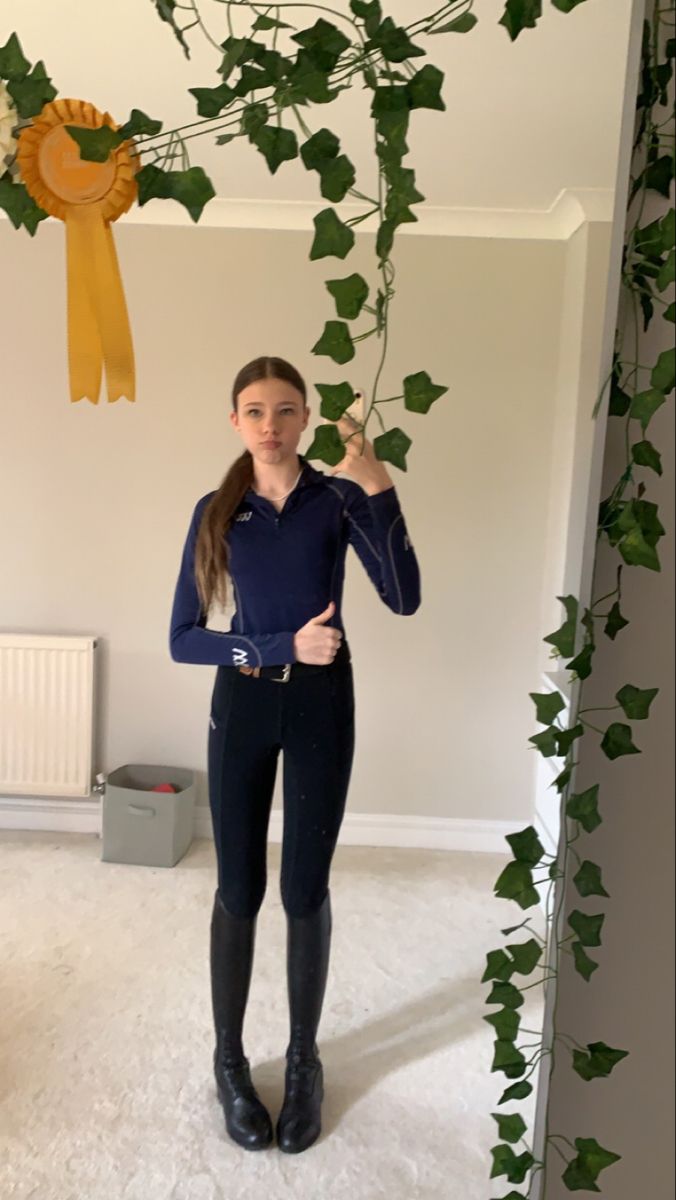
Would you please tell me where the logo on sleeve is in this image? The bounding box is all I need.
[232,648,249,665]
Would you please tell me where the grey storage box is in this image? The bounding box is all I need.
[101,764,196,867]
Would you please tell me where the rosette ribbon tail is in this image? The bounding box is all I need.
[65,203,135,404]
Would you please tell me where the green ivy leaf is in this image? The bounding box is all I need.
[301,127,340,171]
[152,0,191,58]
[241,102,269,140]
[252,125,298,174]
[325,273,369,319]
[543,595,579,658]
[498,1080,533,1105]
[616,683,659,719]
[350,1,382,38]
[406,64,446,111]
[8,60,57,119]
[482,949,515,983]
[656,246,675,291]
[252,13,291,31]
[291,19,351,71]
[601,721,641,760]
[0,32,31,80]
[572,1041,629,1082]
[528,727,559,758]
[629,387,666,432]
[373,427,412,471]
[429,13,479,34]
[189,82,236,118]
[315,381,356,420]
[491,1111,528,1144]
[529,690,565,725]
[568,909,604,947]
[64,124,122,163]
[664,301,675,323]
[572,940,598,981]
[311,320,355,365]
[0,176,48,234]
[565,785,602,833]
[506,938,542,975]
[554,723,584,756]
[552,763,573,793]
[484,1006,521,1041]
[365,17,426,63]
[573,860,610,898]
[403,370,448,413]
[489,1143,534,1183]
[494,861,540,909]
[136,163,215,222]
[561,1137,621,1190]
[318,154,356,202]
[505,825,545,866]
[605,600,629,640]
[651,346,675,393]
[118,108,163,139]
[485,980,524,1008]
[491,1041,528,1075]
[499,0,545,41]
[376,217,396,262]
[645,154,675,199]
[565,641,594,680]
[303,421,345,466]
[660,206,675,249]
[632,438,663,475]
[219,36,259,82]
[310,208,355,260]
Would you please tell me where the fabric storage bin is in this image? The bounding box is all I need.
[101,763,195,867]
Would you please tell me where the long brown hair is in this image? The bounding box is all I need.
[194,356,308,618]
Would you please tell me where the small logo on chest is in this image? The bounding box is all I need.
[235,511,253,522]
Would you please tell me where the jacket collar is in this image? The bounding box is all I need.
[244,453,324,500]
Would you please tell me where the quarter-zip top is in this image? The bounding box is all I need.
[169,455,421,669]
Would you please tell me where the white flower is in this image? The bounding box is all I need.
[0,81,19,177]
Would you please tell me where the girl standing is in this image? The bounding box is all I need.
[169,356,420,1153]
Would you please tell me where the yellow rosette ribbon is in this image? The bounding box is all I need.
[17,98,138,403]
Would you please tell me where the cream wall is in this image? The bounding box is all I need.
[1,218,570,823]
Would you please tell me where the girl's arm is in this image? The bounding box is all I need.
[336,480,421,615]
[168,498,296,668]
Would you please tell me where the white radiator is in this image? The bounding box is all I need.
[0,634,97,798]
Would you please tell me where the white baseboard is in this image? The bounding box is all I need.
[0,795,519,854]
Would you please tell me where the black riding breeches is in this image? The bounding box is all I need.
[207,646,355,919]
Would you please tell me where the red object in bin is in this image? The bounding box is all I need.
[151,783,177,793]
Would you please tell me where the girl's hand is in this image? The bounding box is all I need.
[328,413,394,495]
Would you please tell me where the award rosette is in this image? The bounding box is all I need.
[16,98,139,403]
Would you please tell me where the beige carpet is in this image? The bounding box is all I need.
[0,830,545,1200]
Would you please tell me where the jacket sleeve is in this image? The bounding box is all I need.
[168,497,296,668]
[343,482,421,614]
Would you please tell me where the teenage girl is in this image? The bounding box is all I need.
[169,355,421,1153]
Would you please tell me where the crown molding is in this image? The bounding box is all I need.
[118,185,614,239]
[1,186,614,240]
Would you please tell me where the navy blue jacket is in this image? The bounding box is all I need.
[169,454,421,668]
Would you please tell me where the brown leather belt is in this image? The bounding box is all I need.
[237,663,292,682]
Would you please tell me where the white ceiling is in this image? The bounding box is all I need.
[3,0,634,214]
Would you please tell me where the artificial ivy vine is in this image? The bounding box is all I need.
[485,5,674,1194]
[4,0,672,1194]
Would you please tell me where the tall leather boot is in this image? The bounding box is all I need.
[276,890,332,1154]
[210,889,273,1150]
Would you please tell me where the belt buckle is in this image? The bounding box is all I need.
[270,663,292,683]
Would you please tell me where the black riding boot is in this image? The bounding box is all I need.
[210,889,273,1150]
[276,890,332,1154]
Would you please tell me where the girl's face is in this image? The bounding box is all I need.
[230,377,309,462]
